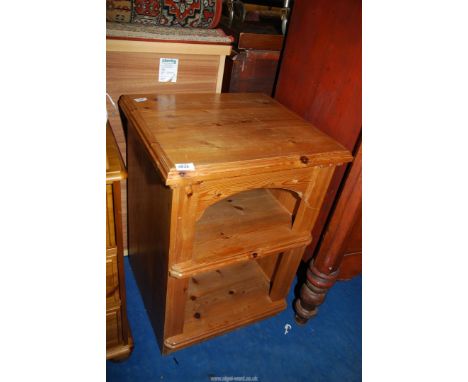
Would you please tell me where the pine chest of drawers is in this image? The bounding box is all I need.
[119,93,352,354]
[106,124,133,360]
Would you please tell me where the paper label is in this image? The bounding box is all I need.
[159,58,179,83]
[134,97,147,102]
[175,163,195,171]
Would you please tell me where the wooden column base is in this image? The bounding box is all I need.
[294,261,339,325]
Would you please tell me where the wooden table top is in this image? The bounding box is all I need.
[106,122,127,183]
[119,93,352,186]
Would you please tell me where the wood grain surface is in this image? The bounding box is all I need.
[165,261,286,351]
[238,32,283,50]
[106,124,133,360]
[119,93,352,187]
[121,93,352,353]
[107,41,231,252]
[225,49,281,95]
[126,123,174,347]
[170,188,311,278]
[274,0,362,261]
[106,123,127,184]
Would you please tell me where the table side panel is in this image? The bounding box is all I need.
[127,121,174,348]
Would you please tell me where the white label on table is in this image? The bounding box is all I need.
[159,58,179,83]
[134,97,147,102]
[175,163,196,171]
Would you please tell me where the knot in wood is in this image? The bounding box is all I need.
[300,156,309,164]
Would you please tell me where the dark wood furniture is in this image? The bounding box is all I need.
[119,92,352,354]
[273,0,362,320]
[221,5,284,96]
[275,0,362,261]
[106,124,133,360]
[334,138,362,281]
[295,139,362,324]
[223,47,282,95]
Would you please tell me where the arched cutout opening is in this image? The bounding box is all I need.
[192,188,302,264]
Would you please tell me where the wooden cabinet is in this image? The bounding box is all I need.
[119,92,352,354]
[106,124,133,360]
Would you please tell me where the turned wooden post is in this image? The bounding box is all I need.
[295,141,362,324]
[295,264,340,324]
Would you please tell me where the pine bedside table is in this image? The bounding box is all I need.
[118,93,353,354]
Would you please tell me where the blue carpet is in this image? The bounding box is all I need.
[107,258,361,381]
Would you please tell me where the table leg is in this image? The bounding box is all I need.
[294,261,339,324]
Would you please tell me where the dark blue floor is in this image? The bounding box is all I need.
[107,258,361,382]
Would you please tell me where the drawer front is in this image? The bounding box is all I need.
[106,249,121,308]
[106,307,122,348]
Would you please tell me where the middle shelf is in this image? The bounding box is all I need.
[170,188,311,278]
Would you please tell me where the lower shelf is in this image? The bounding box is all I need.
[164,261,286,352]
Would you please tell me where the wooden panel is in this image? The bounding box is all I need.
[194,167,312,218]
[267,188,300,216]
[269,247,305,301]
[226,50,281,96]
[111,180,131,347]
[107,52,220,101]
[337,252,362,281]
[292,166,335,234]
[164,277,189,339]
[257,253,280,281]
[238,32,283,50]
[106,307,122,348]
[342,209,362,255]
[106,184,116,249]
[106,123,126,183]
[216,55,226,93]
[107,39,231,55]
[106,124,126,258]
[167,184,201,266]
[164,261,286,353]
[274,0,362,260]
[106,249,120,308]
[126,121,174,349]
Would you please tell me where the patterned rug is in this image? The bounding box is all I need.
[106,21,232,43]
[132,0,222,28]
